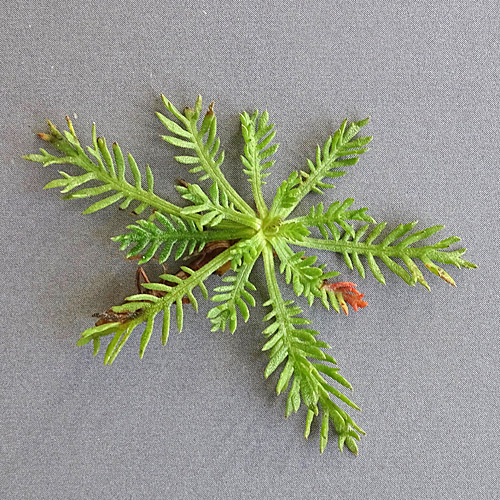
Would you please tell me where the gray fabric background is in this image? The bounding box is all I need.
[1,1,499,499]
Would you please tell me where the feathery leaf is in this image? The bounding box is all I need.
[240,110,279,216]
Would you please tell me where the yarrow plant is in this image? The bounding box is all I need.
[25,95,475,454]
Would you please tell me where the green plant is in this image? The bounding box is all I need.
[24,95,475,454]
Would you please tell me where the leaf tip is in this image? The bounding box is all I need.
[37,132,51,141]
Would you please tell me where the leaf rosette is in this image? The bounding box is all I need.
[25,95,475,454]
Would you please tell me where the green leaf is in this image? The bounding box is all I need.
[320,411,329,453]
[271,118,372,218]
[24,117,194,220]
[176,181,260,230]
[139,318,155,358]
[286,198,375,240]
[112,211,254,264]
[304,409,315,439]
[158,95,255,216]
[262,245,363,452]
[295,222,476,289]
[272,237,327,306]
[208,238,263,333]
[240,110,278,216]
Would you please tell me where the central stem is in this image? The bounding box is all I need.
[262,215,283,238]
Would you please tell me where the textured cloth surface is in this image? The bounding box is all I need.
[1,1,499,499]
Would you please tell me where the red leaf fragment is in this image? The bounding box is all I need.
[321,281,368,315]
